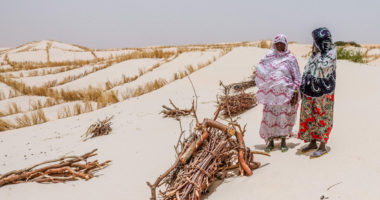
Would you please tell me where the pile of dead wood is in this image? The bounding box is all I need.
[0,149,111,187]
[147,104,268,200]
[160,99,192,118]
[82,116,114,141]
[218,81,258,116]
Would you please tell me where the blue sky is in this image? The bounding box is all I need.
[1,0,379,48]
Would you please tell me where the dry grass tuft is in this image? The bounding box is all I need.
[84,101,93,112]
[130,78,167,97]
[15,114,32,127]
[0,119,15,131]
[0,91,6,100]
[258,40,272,49]
[31,109,48,125]
[185,65,195,74]
[57,105,72,119]
[8,102,21,115]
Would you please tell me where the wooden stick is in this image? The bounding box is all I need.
[0,149,97,180]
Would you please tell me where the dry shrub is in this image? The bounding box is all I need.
[8,102,21,115]
[82,116,114,141]
[185,65,195,74]
[131,78,168,97]
[138,68,144,76]
[44,98,58,107]
[57,105,72,119]
[84,101,93,112]
[259,40,272,49]
[31,109,48,124]
[0,91,5,100]
[46,41,52,64]
[0,119,15,131]
[73,103,83,115]
[31,100,43,110]
[173,73,180,80]
[15,114,32,127]
[197,60,213,69]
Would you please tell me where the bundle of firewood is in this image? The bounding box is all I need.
[219,92,258,116]
[218,80,257,116]
[0,149,111,187]
[160,99,192,118]
[147,105,268,200]
[227,80,256,93]
[82,116,114,141]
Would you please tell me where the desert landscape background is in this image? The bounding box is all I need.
[0,40,380,199]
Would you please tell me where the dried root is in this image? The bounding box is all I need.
[0,149,111,187]
[82,115,114,141]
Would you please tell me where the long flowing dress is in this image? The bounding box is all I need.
[255,34,301,143]
[298,27,336,143]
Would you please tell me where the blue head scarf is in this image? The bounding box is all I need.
[312,27,333,55]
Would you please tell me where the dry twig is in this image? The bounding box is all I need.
[160,99,192,118]
[147,101,267,200]
[0,149,111,187]
[82,115,114,141]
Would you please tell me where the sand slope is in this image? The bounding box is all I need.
[0,46,379,200]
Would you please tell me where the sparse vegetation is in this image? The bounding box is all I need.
[0,41,243,131]
[0,119,15,131]
[337,48,364,63]
[335,41,360,47]
[258,40,272,49]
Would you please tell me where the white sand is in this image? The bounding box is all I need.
[31,40,50,50]
[0,96,52,113]
[6,43,36,54]
[0,82,18,99]
[50,41,84,52]
[0,44,379,200]
[93,50,136,59]
[3,65,68,78]
[367,48,380,56]
[15,64,96,87]
[7,50,48,63]
[0,101,96,125]
[288,44,312,58]
[53,58,162,90]
[111,50,221,99]
[49,49,95,62]
[368,58,380,66]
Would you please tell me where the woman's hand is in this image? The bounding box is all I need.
[290,90,299,106]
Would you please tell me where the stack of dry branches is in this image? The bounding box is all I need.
[226,80,256,93]
[82,115,114,141]
[0,149,111,187]
[160,99,192,118]
[218,81,258,116]
[147,103,268,200]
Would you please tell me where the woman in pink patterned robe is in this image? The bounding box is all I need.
[255,34,301,152]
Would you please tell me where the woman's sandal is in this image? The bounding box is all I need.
[264,145,274,153]
[310,150,328,159]
[281,146,289,152]
[300,145,318,153]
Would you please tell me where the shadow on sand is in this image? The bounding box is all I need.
[253,141,300,152]
[201,163,270,200]
[295,144,331,158]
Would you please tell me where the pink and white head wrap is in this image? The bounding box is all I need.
[255,34,301,105]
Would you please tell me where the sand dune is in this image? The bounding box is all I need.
[53,58,162,90]
[0,42,379,200]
